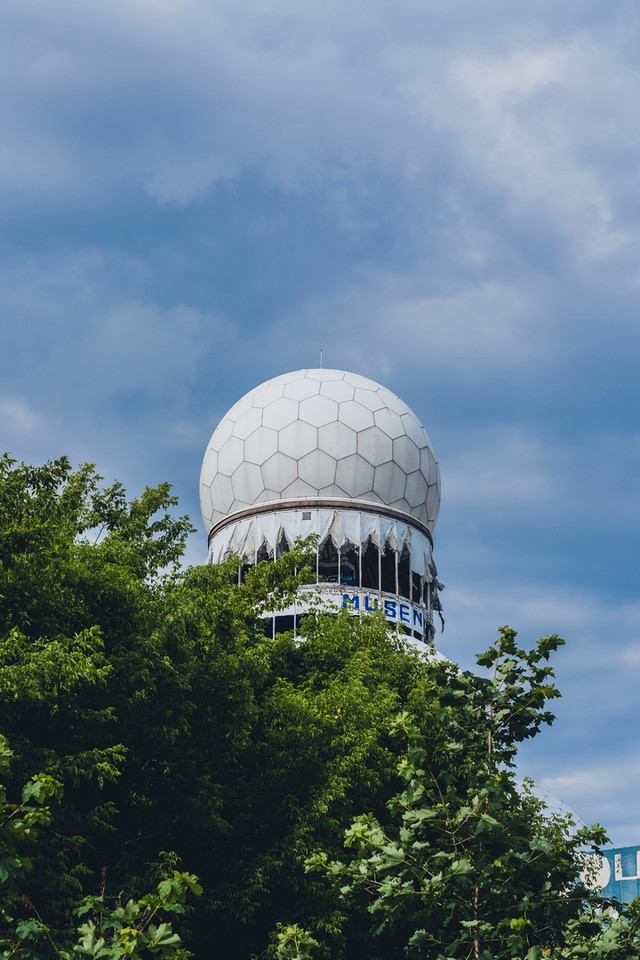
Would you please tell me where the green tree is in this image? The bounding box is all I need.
[0,455,194,939]
[0,736,201,960]
[57,871,202,960]
[0,735,62,958]
[8,455,632,959]
[560,899,640,958]
[0,455,438,958]
[307,628,617,959]
[151,577,440,958]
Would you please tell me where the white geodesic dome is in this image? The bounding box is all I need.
[199,369,440,539]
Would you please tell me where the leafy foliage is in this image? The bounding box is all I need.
[59,871,202,960]
[2,455,638,959]
[152,586,435,957]
[273,924,320,960]
[306,628,626,959]
[0,455,434,957]
[0,455,195,941]
[0,744,201,960]
[560,899,640,958]
[0,735,63,958]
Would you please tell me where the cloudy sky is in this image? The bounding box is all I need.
[2,0,639,846]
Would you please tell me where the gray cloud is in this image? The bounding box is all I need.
[2,0,639,849]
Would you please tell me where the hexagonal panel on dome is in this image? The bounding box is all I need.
[391,497,413,516]
[201,448,218,479]
[262,452,298,491]
[211,473,234,515]
[401,412,429,448]
[405,470,429,508]
[343,371,378,390]
[426,482,441,519]
[335,454,375,498]
[299,449,336,489]
[318,420,357,459]
[261,396,299,431]
[353,386,386,412]
[393,435,420,474]
[420,445,437,479]
[357,426,392,467]
[320,379,354,402]
[279,420,318,459]
[231,406,263,440]
[374,406,405,440]
[339,400,374,432]
[244,426,279,465]
[413,503,429,527]
[283,377,321,401]
[282,478,319,498]
[374,460,407,504]
[299,394,339,428]
[319,483,350,498]
[230,461,263,504]
[376,386,412,417]
[251,382,286,407]
[200,483,215,519]
[209,417,234,451]
[217,436,244,477]
[254,488,283,504]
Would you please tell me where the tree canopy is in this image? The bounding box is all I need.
[307,629,615,958]
[1,454,638,959]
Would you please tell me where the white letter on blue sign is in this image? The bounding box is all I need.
[614,851,640,881]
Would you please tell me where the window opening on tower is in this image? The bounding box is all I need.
[412,571,422,604]
[317,538,339,583]
[339,543,358,586]
[256,542,273,564]
[230,514,438,645]
[276,531,290,559]
[361,539,379,590]
[380,547,396,595]
[398,546,410,599]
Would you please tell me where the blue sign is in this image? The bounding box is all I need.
[342,591,425,632]
[582,845,640,903]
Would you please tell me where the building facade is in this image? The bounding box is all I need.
[581,846,640,904]
[200,368,443,644]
